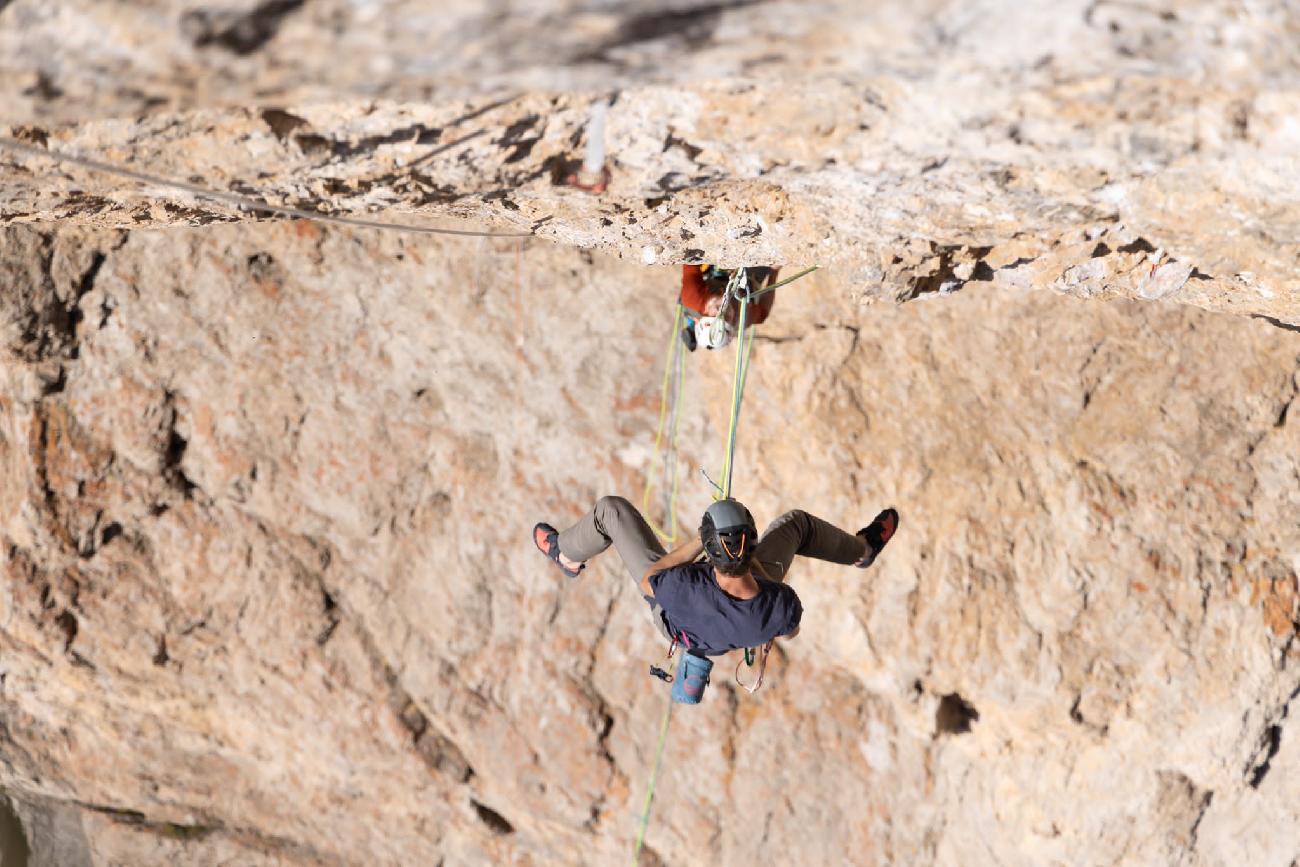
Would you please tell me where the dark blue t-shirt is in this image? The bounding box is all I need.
[650,561,803,656]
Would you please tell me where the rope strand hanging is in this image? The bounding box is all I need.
[632,264,819,864]
[0,136,533,239]
[641,303,688,543]
[717,268,755,501]
[630,698,674,866]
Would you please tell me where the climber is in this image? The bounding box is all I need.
[533,495,898,657]
[678,265,779,351]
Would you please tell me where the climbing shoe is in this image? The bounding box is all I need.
[533,522,584,578]
[855,508,899,569]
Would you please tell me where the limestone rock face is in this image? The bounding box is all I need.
[0,2,1299,866]
[2,1,1298,322]
[1,221,1297,866]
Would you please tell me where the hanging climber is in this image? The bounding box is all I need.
[679,265,779,351]
[533,496,898,700]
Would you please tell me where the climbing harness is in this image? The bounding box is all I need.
[0,136,533,239]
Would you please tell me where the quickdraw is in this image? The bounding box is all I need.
[736,639,775,694]
[648,632,680,682]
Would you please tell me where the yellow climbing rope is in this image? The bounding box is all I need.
[641,303,687,542]
[717,288,753,501]
[630,264,820,864]
[630,696,674,866]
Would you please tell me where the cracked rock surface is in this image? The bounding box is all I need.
[1,1,1299,866]
[1,221,1297,866]
[1,0,1298,322]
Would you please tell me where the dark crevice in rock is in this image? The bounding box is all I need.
[6,231,113,366]
[316,590,341,646]
[1252,315,1300,334]
[160,391,198,499]
[581,684,618,831]
[32,404,59,522]
[575,0,765,61]
[935,692,979,735]
[656,171,719,193]
[333,122,448,161]
[152,635,169,667]
[664,132,703,160]
[0,792,30,867]
[896,243,1001,301]
[899,247,959,300]
[1248,724,1281,788]
[38,366,67,397]
[497,114,543,164]
[1247,683,1300,788]
[77,798,331,859]
[299,544,475,785]
[470,799,515,836]
[1117,237,1156,255]
[260,108,310,141]
[1187,789,1214,851]
[54,610,77,652]
[64,251,106,358]
[21,70,62,101]
[182,0,306,56]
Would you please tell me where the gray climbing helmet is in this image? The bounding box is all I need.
[699,498,757,572]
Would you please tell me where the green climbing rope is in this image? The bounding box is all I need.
[631,263,820,863]
[717,289,752,500]
[714,265,817,500]
[744,264,820,301]
[641,303,687,542]
[631,696,674,866]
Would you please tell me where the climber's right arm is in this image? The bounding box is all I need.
[639,537,705,598]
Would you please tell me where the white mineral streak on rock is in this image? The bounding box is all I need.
[1139,260,1194,300]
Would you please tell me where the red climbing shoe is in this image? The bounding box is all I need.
[855,508,899,569]
[533,522,584,578]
